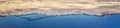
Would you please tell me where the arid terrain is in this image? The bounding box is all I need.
[0,0,120,16]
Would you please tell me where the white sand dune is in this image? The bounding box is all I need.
[0,0,120,16]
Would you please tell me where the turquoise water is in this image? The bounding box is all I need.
[0,14,120,28]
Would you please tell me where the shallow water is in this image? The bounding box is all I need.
[0,14,120,28]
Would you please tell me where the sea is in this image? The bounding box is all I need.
[0,14,120,28]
